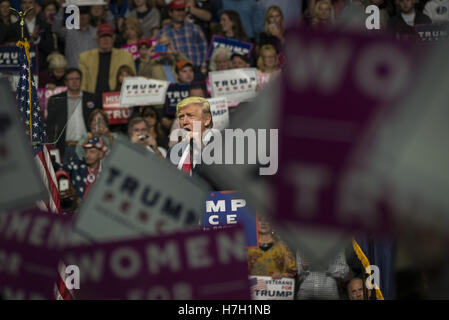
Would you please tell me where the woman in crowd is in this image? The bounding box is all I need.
[258,6,285,55]
[247,216,297,280]
[311,0,335,27]
[39,52,67,89]
[126,0,160,38]
[90,4,116,28]
[257,44,281,77]
[76,109,117,160]
[115,64,136,91]
[116,16,143,56]
[141,106,169,150]
[216,10,249,42]
[209,47,232,71]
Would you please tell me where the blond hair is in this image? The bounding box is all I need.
[264,6,284,34]
[176,96,213,129]
[47,52,67,70]
[257,44,279,72]
[124,16,143,40]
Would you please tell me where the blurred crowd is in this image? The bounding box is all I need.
[1,0,447,300]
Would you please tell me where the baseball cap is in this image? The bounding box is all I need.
[82,136,108,153]
[97,23,114,37]
[55,169,70,181]
[137,38,152,49]
[168,0,186,10]
[176,60,193,73]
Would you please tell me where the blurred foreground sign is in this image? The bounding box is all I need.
[64,227,250,299]
[276,28,422,234]
[0,79,47,212]
[0,209,71,299]
[72,138,209,243]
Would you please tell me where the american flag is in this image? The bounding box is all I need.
[16,43,60,213]
[250,277,268,291]
[15,41,72,300]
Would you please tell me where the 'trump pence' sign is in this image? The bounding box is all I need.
[0,210,71,299]
[203,191,257,247]
[64,227,251,299]
[72,138,209,242]
[210,68,258,104]
[276,28,422,234]
[120,77,169,106]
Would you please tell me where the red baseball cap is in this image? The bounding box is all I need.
[137,38,152,48]
[168,0,186,10]
[97,23,114,37]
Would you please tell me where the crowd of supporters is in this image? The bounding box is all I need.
[1,0,446,300]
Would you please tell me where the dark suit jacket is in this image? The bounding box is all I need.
[387,11,432,38]
[46,91,99,157]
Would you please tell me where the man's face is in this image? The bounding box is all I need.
[84,148,104,166]
[399,0,414,13]
[90,5,104,18]
[98,35,114,53]
[21,0,35,13]
[178,103,210,133]
[130,121,149,138]
[80,13,90,26]
[0,1,10,18]
[348,279,365,300]
[232,56,249,69]
[189,88,205,97]
[169,8,186,24]
[65,71,81,92]
[178,65,194,84]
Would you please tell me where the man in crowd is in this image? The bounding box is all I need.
[64,136,107,199]
[231,53,251,69]
[52,5,98,68]
[138,34,190,82]
[128,117,166,157]
[158,0,208,71]
[347,277,372,300]
[46,68,99,163]
[388,0,432,38]
[176,60,195,84]
[78,23,135,95]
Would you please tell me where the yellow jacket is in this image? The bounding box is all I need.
[78,48,136,94]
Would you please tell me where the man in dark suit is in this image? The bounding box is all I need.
[46,68,99,164]
[388,0,432,39]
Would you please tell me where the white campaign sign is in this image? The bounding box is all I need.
[250,276,295,300]
[210,68,258,104]
[71,138,209,243]
[120,77,169,107]
[0,79,47,212]
[208,97,229,131]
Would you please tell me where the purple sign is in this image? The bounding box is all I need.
[0,209,72,299]
[275,28,422,234]
[64,227,250,299]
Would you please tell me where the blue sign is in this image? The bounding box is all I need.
[164,82,207,115]
[207,35,254,60]
[0,45,38,74]
[203,191,258,248]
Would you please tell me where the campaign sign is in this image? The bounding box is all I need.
[207,35,254,59]
[0,79,47,212]
[276,27,422,234]
[37,87,67,120]
[0,209,72,299]
[249,276,295,300]
[64,226,251,299]
[257,73,271,90]
[0,45,38,74]
[121,43,140,60]
[72,138,209,243]
[203,191,257,248]
[120,77,169,107]
[102,92,133,125]
[210,68,258,104]
[164,83,190,115]
[415,23,449,42]
[208,97,229,131]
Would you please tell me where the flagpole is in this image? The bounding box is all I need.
[10,7,34,142]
